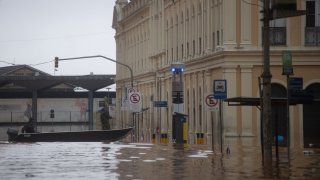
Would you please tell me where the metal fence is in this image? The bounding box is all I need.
[0,111,89,135]
[305,27,320,46]
[262,27,287,46]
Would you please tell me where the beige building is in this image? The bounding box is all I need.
[112,0,320,147]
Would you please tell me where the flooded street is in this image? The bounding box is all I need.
[0,139,320,180]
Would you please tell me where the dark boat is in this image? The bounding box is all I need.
[6,127,133,142]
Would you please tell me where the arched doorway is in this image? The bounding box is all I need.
[303,83,320,148]
[271,83,287,146]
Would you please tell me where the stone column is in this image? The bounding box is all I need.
[241,0,252,47]
[223,65,238,136]
[222,0,237,49]
[241,65,253,136]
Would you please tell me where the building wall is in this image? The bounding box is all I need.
[113,0,320,147]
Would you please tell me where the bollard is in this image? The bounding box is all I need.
[152,134,156,144]
[196,133,204,145]
[160,133,168,144]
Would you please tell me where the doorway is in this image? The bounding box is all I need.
[303,83,320,148]
[271,83,287,146]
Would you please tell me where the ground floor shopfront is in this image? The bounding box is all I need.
[116,50,320,148]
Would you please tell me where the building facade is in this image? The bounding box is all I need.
[112,0,320,147]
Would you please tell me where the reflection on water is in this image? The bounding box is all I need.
[0,139,319,180]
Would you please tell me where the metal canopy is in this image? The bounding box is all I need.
[0,75,115,91]
[224,96,314,107]
[0,75,115,130]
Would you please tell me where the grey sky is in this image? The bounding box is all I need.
[0,0,116,75]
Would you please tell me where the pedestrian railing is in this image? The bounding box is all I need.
[0,111,89,133]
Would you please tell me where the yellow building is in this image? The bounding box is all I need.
[112,0,320,148]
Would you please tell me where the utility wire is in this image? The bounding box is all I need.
[0,60,16,65]
[29,60,54,66]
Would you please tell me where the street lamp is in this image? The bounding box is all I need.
[54,55,134,131]
[261,0,272,167]
[55,55,133,88]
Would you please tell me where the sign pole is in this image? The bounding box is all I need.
[282,50,293,163]
[213,80,227,155]
[219,99,223,154]
[211,111,214,152]
[286,75,290,163]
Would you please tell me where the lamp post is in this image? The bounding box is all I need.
[262,0,272,168]
[55,55,133,88]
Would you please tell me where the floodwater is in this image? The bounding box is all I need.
[0,139,319,180]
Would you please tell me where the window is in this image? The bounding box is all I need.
[176,47,178,60]
[187,42,189,56]
[171,48,174,61]
[262,18,287,46]
[305,0,320,45]
[217,31,220,45]
[193,40,195,56]
[199,37,202,54]
[181,44,184,59]
[269,18,286,45]
[306,1,316,27]
[166,50,169,64]
[212,32,215,51]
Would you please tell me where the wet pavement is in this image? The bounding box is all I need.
[0,139,319,180]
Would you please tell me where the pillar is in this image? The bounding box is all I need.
[223,65,238,136]
[241,65,253,136]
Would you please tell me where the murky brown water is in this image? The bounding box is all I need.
[0,140,319,180]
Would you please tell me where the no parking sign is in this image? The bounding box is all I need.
[129,92,142,112]
[205,93,219,111]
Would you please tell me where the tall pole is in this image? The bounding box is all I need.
[286,75,290,163]
[55,55,134,134]
[56,55,133,88]
[219,99,223,154]
[262,0,273,167]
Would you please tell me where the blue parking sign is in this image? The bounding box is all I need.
[214,80,227,99]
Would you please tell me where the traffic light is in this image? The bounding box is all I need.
[54,57,59,68]
[50,109,54,118]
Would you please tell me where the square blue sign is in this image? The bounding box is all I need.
[213,80,227,99]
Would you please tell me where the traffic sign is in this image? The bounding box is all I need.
[205,93,219,111]
[214,80,227,99]
[289,77,303,91]
[129,93,140,104]
[129,92,142,112]
[282,51,293,75]
[127,87,136,94]
[153,101,168,107]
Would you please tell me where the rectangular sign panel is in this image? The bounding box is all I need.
[153,101,168,107]
[289,77,303,90]
[282,51,293,75]
[213,80,227,99]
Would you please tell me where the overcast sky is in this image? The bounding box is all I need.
[0,0,117,76]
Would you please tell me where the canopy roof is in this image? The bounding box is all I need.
[0,65,115,92]
[224,96,315,107]
[0,75,115,91]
